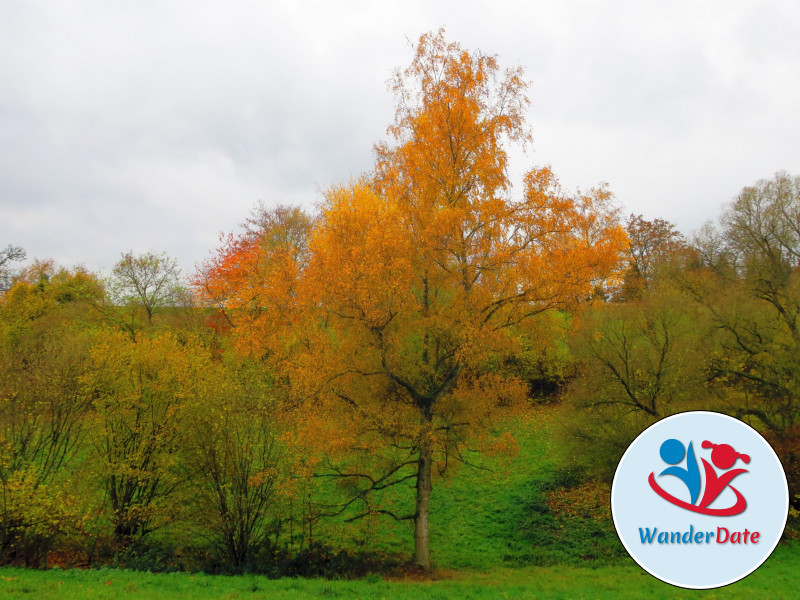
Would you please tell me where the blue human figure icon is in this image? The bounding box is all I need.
[658,438,701,505]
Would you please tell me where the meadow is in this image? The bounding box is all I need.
[2,545,799,599]
[0,546,800,600]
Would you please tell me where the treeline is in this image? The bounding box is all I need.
[2,170,798,572]
[566,172,800,480]
[0,253,288,570]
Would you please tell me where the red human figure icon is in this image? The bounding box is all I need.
[698,441,750,510]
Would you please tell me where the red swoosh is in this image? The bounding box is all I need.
[648,472,747,516]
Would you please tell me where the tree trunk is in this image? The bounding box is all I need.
[413,438,433,569]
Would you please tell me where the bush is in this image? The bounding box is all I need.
[277,543,400,579]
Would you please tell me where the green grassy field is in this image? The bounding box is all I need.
[2,548,800,600]
[2,405,797,598]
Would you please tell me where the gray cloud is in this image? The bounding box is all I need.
[1,0,798,275]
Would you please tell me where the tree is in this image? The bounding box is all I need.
[0,245,26,293]
[563,288,710,478]
[196,205,313,346]
[0,264,102,565]
[85,329,207,543]
[107,251,185,335]
[181,360,284,569]
[685,171,800,503]
[198,30,627,569]
[620,215,687,300]
[692,172,800,423]
[723,171,800,275]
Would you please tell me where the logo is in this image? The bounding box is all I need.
[648,439,750,516]
[611,411,788,589]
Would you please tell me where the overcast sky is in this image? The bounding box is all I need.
[2,0,799,276]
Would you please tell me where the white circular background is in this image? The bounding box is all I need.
[611,411,789,589]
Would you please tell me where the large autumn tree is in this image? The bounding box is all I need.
[198,30,626,568]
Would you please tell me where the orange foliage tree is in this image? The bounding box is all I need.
[197,30,626,568]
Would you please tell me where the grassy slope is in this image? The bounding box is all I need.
[315,404,617,568]
[429,408,562,569]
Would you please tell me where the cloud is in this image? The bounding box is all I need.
[1,1,798,274]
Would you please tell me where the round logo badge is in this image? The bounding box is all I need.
[611,411,788,589]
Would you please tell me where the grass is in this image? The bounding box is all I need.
[310,405,622,570]
[2,546,800,599]
[428,409,564,568]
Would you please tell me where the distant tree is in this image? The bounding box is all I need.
[690,172,800,422]
[107,251,185,335]
[196,205,313,337]
[0,245,26,293]
[620,215,687,300]
[724,171,800,268]
[692,221,738,274]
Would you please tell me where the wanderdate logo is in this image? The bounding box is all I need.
[611,412,788,589]
[648,438,750,516]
